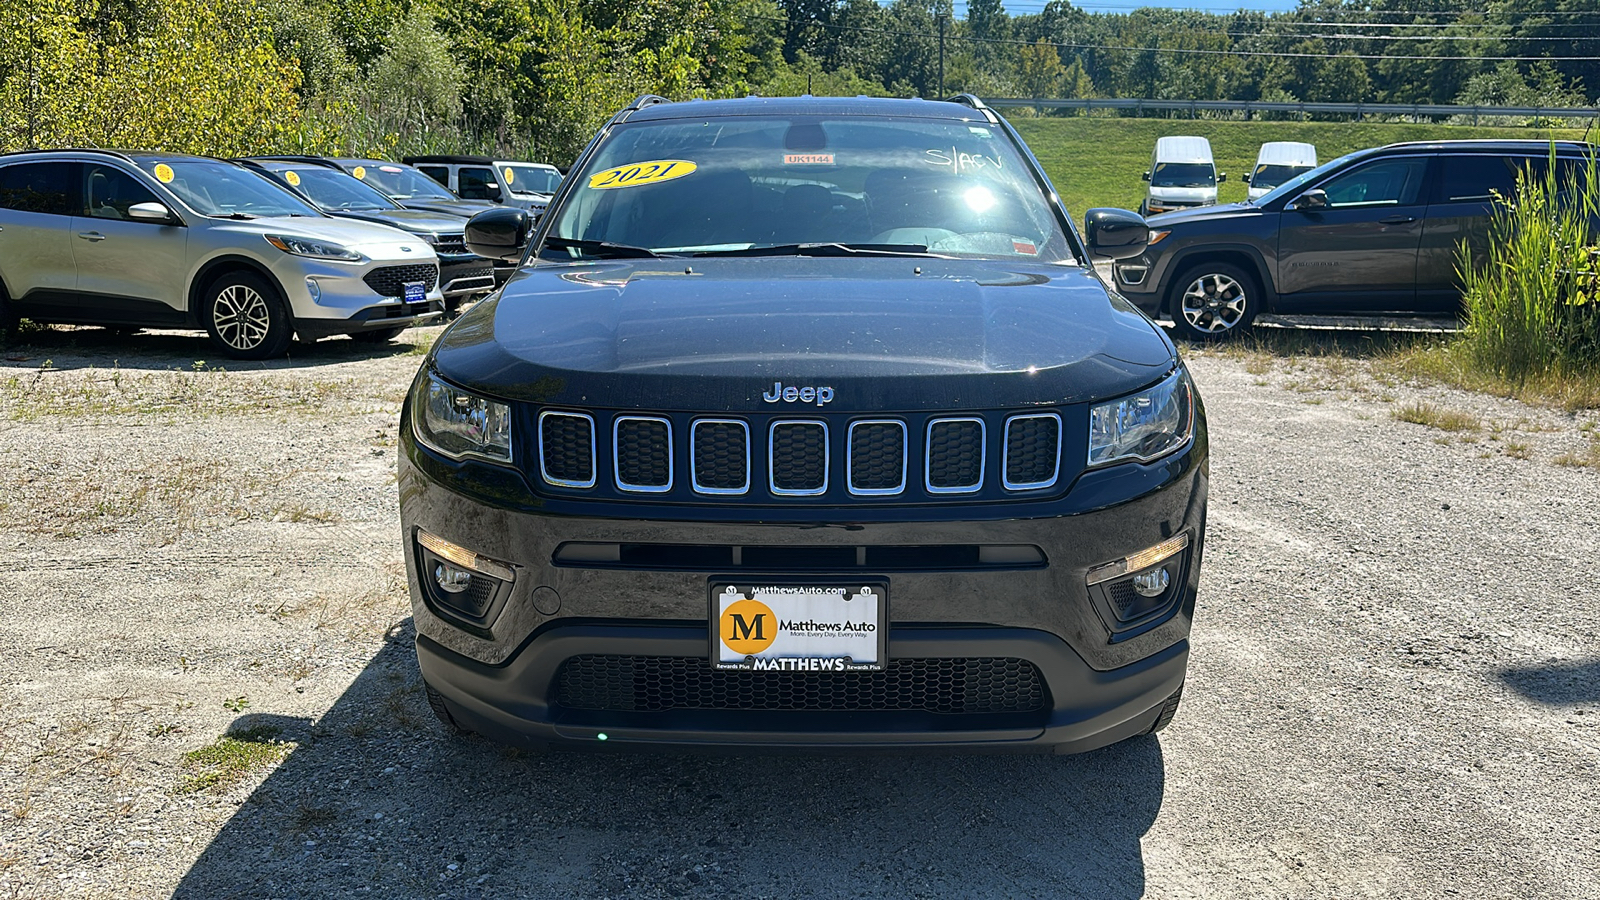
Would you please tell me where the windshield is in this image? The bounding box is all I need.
[353,163,458,201]
[502,165,562,195]
[138,160,320,218]
[544,115,1073,261]
[1250,164,1313,191]
[1150,162,1215,188]
[1256,150,1366,205]
[282,167,399,211]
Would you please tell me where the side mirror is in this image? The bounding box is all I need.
[1217,173,1227,184]
[1289,189,1328,211]
[464,207,536,264]
[1140,171,1151,182]
[127,201,175,223]
[1084,207,1150,260]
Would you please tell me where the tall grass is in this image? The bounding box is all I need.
[1459,149,1600,380]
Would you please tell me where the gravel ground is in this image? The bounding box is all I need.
[0,321,1596,900]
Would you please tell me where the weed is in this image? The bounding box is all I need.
[1391,402,1483,432]
[177,725,290,794]
[1503,441,1534,460]
[222,696,250,713]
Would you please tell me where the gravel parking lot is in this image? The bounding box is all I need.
[1,322,1596,899]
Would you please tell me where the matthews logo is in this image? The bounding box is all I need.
[719,595,777,655]
[762,381,834,406]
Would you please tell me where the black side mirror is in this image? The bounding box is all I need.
[1141,171,1151,182]
[464,207,536,264]
[1242,173,1252,185]
[1084,208,1149,260]
[1217,173,1227,184]
[1290,188,1328,211]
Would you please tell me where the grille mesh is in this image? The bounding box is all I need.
[1005,415,1060,488]
[927,419,984,490]
[849,421,906,492]
[615,418,670,489]
[540,413,594,486]
[771,422,827,493]
[434,233,467,254]
[693,421,748,492]
[363,263,439,298]
[555,655,1045,713]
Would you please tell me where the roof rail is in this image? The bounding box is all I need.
[946,94,989,110]
[246,154,341,167]
[612,94,670,125]
[0,147,137,163]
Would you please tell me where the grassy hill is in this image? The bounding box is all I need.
[1008,117,1589,219]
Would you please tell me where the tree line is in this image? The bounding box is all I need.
[2,0,1595,165]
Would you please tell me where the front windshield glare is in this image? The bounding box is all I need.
[1150,162,1215,188]
[289,168,398,211]
[141,161,320,218]
[505,166,562,195]
[544,116,1073,261]
[357,164,457,201]
[1250,164,1311,191]
[1256,151,1363,205]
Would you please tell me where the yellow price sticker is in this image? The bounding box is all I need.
[587,160,697,191]
[285,170,301,187]
[352,165,366,180]
[153,163,175,184]
[503,167,515,184]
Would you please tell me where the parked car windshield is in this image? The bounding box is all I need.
[545,115,1074,261]
[1256,150,1365,205]
[137,160,320,218]
[503,165,562,195]
[1150,162,1215,188]
[356,163,458,201]
[1250,164,1312,191]
[285,167,399,211]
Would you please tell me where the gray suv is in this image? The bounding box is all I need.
[0,150,447,358]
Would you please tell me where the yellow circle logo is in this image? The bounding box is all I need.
[153,163,174,183]
[352,165,366,180]
[503,166,515,184]
[720,598,776,655]
[587,159,697,191]
[285,170,301,187]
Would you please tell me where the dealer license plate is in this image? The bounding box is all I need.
[711,582,886,672]
[403,281,426,303]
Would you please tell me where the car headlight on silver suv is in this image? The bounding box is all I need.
[264,233,364,262]
[413,372,513,464]
[1088,368,1195,467]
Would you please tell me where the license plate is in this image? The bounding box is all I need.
[403,281,425,303]
[711,582,886,672]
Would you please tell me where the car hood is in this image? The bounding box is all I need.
[431,258,1176,411]
[235,216,438,260]
[1148,186,1215,202]
[1148,202,1261,226]
[331,208,469,236]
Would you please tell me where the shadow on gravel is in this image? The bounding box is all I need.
[0,324,430,373]
[1499,659,1600,704]
[174,622,1165,899]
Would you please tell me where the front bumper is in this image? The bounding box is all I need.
[273,253,447,338]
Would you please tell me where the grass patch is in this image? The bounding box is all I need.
[0,367,353,421]
[177,725,291,794]
[1391,402,1482,432]
[1554,438,1600,469]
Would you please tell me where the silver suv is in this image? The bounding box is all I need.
[0,150,446,359]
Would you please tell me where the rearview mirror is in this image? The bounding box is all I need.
[127,202,175,223]
[1289,189,1328,211]
[1084,207,1149,260]
[464,207,536,264]
[1217,173,1227,184]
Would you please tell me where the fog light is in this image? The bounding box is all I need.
[434,562,473,593]
[305,277,321,303]
[1131,566,1170,597]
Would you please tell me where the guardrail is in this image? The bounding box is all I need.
[983,97,1600,123]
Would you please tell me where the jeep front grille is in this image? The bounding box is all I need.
[538,411,596,488]
[692,420,750,494]
[769,421,827,495]
[1003,413,1062,490]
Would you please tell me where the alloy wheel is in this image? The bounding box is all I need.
[211,284,272,350]
[1179,273,1248,334]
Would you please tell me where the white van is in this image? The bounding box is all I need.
[1244,142,1317,200]
[1141,136,1222,216]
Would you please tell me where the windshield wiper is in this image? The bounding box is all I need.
[545,237,663,259]
[692,242,942,258]
[217,212,256,220]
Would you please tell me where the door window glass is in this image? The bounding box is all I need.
[0,162,78,215]
[84,164,162,220]
[1318,158,1428,208]
[417,166,449,186]
[1436,155,1519,203]
[458,167,501,201]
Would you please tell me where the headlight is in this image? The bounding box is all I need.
[412,372,513,464]
[264,234,364,262]
[1088,368,1194,467]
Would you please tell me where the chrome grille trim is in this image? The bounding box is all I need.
[1002,412,1062,491]
[769,420,829,496]
[613,415,673,493]
[925,417,986,494]
[537,410,597,489]
[847,419,907,496]
[691,418,750,495]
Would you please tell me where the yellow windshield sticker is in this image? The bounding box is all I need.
[352,165,366,180]
[588,160,696,190]
[503,166,515,184]
[1255,164,1268,175]
[153,163,175,183]
[285,170,301,187]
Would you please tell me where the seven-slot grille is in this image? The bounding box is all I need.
[363,263,439,298]
[533,412,1063,498]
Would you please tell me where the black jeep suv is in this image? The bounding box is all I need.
[399,95,1206,754]
[1115,140,1595,340]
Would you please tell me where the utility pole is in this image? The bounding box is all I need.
[937,13,948,98]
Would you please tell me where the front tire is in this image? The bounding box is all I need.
[0,290,18,339]
[1145,683,1183,735]
[424,680,471,735]
[1167,261,1258,342]
[202,271,292,360]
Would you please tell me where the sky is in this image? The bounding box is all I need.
[951,0,1303,17]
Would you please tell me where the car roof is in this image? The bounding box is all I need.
[1376,139,1596,154]
[621,95,996,123]
[1152,136,1213,163]
[403,155,495,165]
[497,161,560,171]
[245,155,342,169]
[1256,142,1317,165]
[0,148,229,165]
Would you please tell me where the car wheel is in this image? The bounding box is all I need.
[424,680,471,735]
[1168,262,1258,341]
[1145,682,1183,734]
[203,272,293,360]
[0,292,17,338]
[349,326,407,344]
